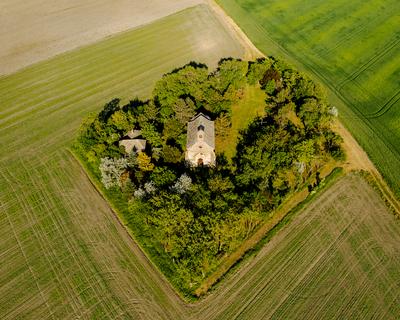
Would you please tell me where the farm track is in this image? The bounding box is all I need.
[1,2,400,319]
[365,88,400,119]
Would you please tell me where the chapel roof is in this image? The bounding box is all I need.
[186,113,215,149]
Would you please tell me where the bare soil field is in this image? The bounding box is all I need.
[0,0,203,76]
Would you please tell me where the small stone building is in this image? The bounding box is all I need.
[119,129,146,154]
[185,113,216,167]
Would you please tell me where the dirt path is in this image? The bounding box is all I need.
[206,0,263,60]
[333,120,400,214]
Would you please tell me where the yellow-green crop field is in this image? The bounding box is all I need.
[217,0,400,196]
[0,5,243,318]
[1,3,399,319]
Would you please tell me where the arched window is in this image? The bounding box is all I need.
[198,125,205,131]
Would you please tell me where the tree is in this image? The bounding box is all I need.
[208,175,234,193]
[260,68,280,88]
[295,140,315,165]
[172,174,192,194]
[99,98,120,123]
[137,152,154,171]
[264,80,276,95]
[108,110,130,132]
[162,118,184,142]
[247,58,272,85]
[99,157,129,189]
[137,100,159,126]
[162,145,182,164]
[215,113,232,151]
[153,64,209,109]
[215,58,248,91]
[141,123,162,147]
[150,167,176,187]
[172,98,196,125]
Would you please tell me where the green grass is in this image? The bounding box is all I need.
[216,0,400,196]
[220,84,266,158]
[0,5,244,318]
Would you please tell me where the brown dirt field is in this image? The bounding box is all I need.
[0,0,203,76]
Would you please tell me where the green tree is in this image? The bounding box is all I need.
[137,100,159,126]
[162,145,182,164]
[215,58,248,91]
[141,123,162,147]
[247,58,272,85]
[150,167,176,187]
[99,98,120,123]
[153,64,209,109]
[108,110,130,132]
[137,152,154,171]
[172,98,196,125]
[215,113,232,151]
[163,118,184,142]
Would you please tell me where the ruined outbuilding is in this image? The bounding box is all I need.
[119,129,146,154]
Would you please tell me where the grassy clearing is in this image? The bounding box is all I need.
[0,5,244,318]
[220,84,266,158]
[216,0,400,196]
[194,173,400,319]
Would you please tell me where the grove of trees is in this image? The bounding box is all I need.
[75,57,344,296]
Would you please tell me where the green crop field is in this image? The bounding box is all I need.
[216,0,400,196]
[0,5,244,318]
